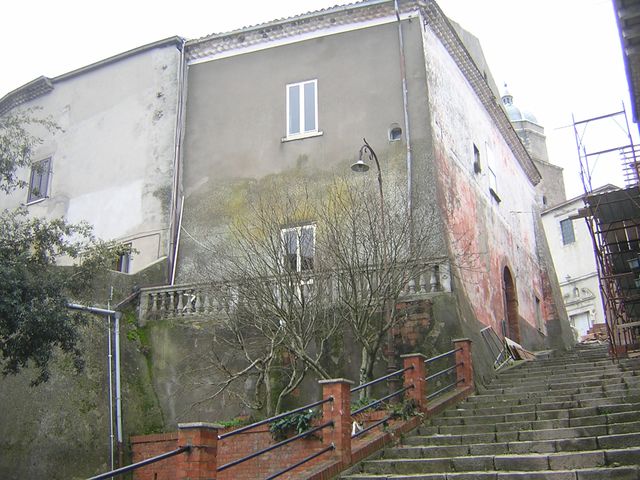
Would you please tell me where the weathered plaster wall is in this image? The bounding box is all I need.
[421,21,554,354]
[0,43,181,274]
[0,266,167,480]
[176,20,436,281]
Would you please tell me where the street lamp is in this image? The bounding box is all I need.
[351,138,399,394]
[351,138,385,228]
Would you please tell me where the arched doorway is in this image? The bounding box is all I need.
[503,267,520,343]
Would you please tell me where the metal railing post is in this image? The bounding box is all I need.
[177,422,221,479]
[319,378,353,466]
[401,353,427,411]
[453,338,473,390]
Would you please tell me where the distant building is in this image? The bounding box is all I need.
[501,87,566,208]
[541,186,619,338]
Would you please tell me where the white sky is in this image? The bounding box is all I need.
[1,0,633,198]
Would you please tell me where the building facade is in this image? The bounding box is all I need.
[541,188,618,339]
[166,0,572,368]
[0,37,184,276]
[0,2,576,477]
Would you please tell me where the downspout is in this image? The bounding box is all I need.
[171,195,185,285]
[168,37,187,285]
[395,0,413,216]
[113,311,123,468]
[67,303,123,469]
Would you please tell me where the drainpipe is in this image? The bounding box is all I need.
[168,37,187,285]
[395,0,413,217]
[171,195,185,285]
[67,303,123,470]
[113,311,123,468]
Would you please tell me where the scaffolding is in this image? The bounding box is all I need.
[573,103,640,358]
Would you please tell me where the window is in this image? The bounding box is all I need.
[560,218,575,245]
[286,80,318,138]
[486,144,500,202]
[114,244,132,273]
[473,143,481,173]
[535,296,545,333]
[389,124,402,141]
[281,225,315,272]
[27,158,51,203]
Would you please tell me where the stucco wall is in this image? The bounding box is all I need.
[0,264,167,480]
[0,43,181,274]
[421,20,552,353]
[176,19,441,281]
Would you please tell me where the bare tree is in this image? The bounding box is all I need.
[316,178,441,396]
[187,183,341,415]
[185,173,444,413]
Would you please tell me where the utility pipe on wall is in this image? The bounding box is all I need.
[394,0,413,216]
[67,303,123,470]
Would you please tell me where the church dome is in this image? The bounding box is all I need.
[501,85,540,125]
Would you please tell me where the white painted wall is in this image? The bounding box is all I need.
[0,42,181,274]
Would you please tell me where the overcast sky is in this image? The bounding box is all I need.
[1,0,632,198]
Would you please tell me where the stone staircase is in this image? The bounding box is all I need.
[342,343,640,479]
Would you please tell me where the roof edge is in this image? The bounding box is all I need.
[0,36,184,116]
[541,184,620,215]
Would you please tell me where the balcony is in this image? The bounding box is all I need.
[138,259,451,323]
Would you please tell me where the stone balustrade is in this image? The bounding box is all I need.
[138,259,451,322]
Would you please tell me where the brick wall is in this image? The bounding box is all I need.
[131,424,331,480]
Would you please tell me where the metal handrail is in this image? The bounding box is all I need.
[352,385,413,416]
[265,443,335,480]
[218,396,333,440]
[424,347,462,365]
[350,365,413,394]
[217,421,333,472]
[426,378,464,400]
[425,362,461,382]
[86,446,190,480]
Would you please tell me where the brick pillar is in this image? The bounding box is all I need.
[453,339,473,390]
[401,353,427,411]
[176,422,221,480]
[319,378,353,467]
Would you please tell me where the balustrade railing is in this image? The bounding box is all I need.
[139,259,451,321]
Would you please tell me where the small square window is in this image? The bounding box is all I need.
[286,80,318,138]
[27,158,51,203]
[281,224,315,272]
[560,218,575,245]
[114,244,132,273]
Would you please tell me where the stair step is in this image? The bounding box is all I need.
[442,402,640,420]
[345,347,640,480]
[394,433,640,456]
[356,447,640,475]
[428,409,640,428]
[343,465,640,479]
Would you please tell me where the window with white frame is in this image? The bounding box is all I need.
[286,80,318,138]
[27,158,51,203]
[485,145,500,202]
[560,218,575,245]
[114,244,132,273]
[281,224,315,272]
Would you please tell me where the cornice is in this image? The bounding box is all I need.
[0,36,183,117]
[186,0,402,62]
[0,76,53,117]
